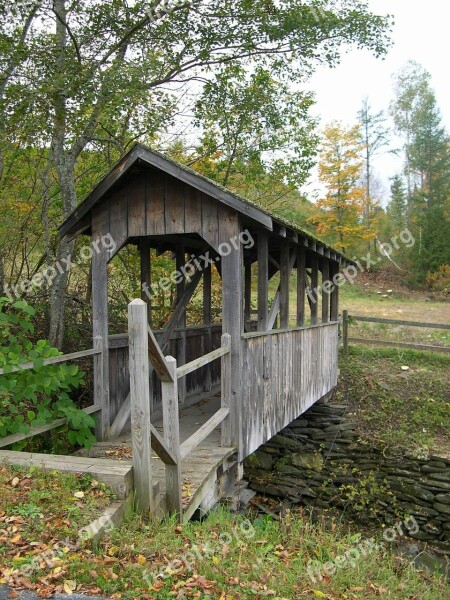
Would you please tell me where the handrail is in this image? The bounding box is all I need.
[347,314,450,330]
[176,345,230,379]
[0,347,101,376]
[180,407,229,460]
[0,404,101,448]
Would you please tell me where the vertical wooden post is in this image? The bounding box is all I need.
[220,211,243,457]
[280,243,290,329]
[203,263,212,391]
[257,231,269,332]
[322,258,330,324]
[310,254,319,325]
[343,309,349,355]
[330,261,339,322]
[297,245,306,326]
[244,262,252,330]
[92,212,110,441]
[176,244,186,405]
[220,333,232,447]
[140,240,152,327]
[161,356,182,520]
[128,299,153,514]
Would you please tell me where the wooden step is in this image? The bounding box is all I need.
[0,450,133,499]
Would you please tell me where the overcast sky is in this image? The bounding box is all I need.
[303,0,450,204]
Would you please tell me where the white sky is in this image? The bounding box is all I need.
[303,0,450,204]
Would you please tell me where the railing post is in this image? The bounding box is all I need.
[161,356,183,521]
[221,333,232,447]
[343,309,349,355]
[128,299,153,515]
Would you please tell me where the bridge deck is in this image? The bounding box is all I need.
[77,392,237,519]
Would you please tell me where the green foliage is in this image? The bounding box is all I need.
[0,298,95,449]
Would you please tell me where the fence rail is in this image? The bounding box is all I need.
[128,299,231,521]
[0,345,103,448]
[342,310,450,355]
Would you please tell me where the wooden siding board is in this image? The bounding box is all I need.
[240,324,338,456]
[165,175,186,234]
[145,171,165,235]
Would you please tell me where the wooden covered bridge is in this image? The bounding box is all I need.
[9,144,352,521]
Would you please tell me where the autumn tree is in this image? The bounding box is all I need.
[1,1,392,346]
[309,122,368,254]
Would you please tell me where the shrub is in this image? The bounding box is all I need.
[426,264,450,294]
[0,298,95,449]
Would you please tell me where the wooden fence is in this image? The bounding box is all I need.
[128,299,231,520]
[342,310,450,355]
[0,347,102,449]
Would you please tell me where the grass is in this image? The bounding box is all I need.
[337,346,450,457]
[1,499,448,599]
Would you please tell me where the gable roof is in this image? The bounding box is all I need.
[59,143,353,265]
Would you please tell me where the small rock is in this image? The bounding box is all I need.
[401,366,409,371]
[74,491,85,499]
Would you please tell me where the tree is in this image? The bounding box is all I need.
[309,122,368,254]
[192,66,318,208]
[391,62,450,277]
[387,175,407,232]
[2,0,392,346]
[357,97,388,248]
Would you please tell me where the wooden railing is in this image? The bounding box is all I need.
[342,310,450,355]
[0,347,102,449]
[128,299,231,521]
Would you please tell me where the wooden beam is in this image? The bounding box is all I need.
[321,258,330,324]
[297,245,306,326]
[92,209,110,441]
[176,345,230,379]
[128,299,153,514]
[221,333,232,448]
[0,405,101,449]
[257,231,269,331]
[203,263,212,391]
[0,348,100,376]
[244,262,252,329]
[161,356,183,520]
[147,326,174,383]
[267,250,297,330]
[309,254,319,325]
[180,407,229,460]
[149,423,177,465]
[140,240,152,327]
[176,244,187,404]
[330,261,339,321]
[280,243,290,329]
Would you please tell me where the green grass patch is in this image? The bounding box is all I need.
[337,346,450,456]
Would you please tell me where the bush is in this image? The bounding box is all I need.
[0,298,95,449]
[426,264,450,294]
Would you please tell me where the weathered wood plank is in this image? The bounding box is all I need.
[280,243,290,329]
[147,326,174,383]
[309,253,319,325]
[140,239,152,327]
[0,405,101,449]
[347,337,450,354]
[145,171,165,235]
[128,299,153,513]
[176,345,230,379]
[297,245,306,326]
[321,258,330,324]
[180,407,229,460]
[161,356,183,520]
[127,175,146,237]
[184,187,202,232]
[330,260,339,321]
[201,193,219,251]
[176,244,187,403]
[0,348,100,376]
[165,175,185,234]
[257,231,269,331]
[349,315,450,329]
[92,206,110,441]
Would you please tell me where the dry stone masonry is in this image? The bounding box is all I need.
[244,402,450,550]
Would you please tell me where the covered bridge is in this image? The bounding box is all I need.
[59,143,352,519]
